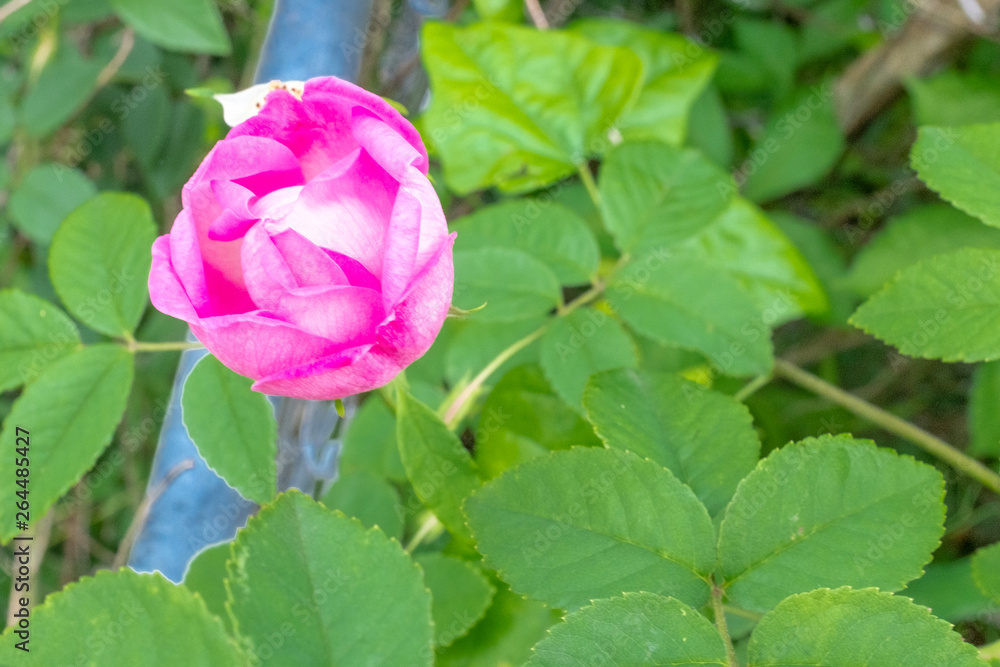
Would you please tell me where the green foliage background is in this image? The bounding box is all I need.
[0,0,999,664]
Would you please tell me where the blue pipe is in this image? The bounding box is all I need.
[128,0,374,582]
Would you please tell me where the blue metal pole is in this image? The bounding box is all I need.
[128,0,373,582]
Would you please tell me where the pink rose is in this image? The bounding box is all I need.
[148,76,454,400]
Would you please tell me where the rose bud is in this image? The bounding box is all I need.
[148,76,454,400]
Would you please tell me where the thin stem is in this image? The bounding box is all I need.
[113,459,194,569]
[404,514,442,553]
[712,582,739,667]
[733,373,772,402]
[128,341,205,353]
[524,0,550,28]
[441,283,607,426]
[577,161,601,209]
[774,358,1000,495]
[441,324,549,426]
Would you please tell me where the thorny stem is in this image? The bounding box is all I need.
[774,358,1000,495]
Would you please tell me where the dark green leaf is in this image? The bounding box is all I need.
[746,588,986,667]
[49,192,157,336]
[453,248,561,322]
[110,0,230,55]
[0,290,80,392]
[526,592,728,667]
[539,308,637,413]
[476,364,601,479]
[0,345,133,542]
[465,447,716,610]
[584,368,759,515]
[321,470,403,540]
[226,491,433,666]
[607,254,774,376]
[452,201,599,285]
[718,435,945,612]
[599,140,733,254]
[182,355,277,505]
[8,164,96,245]
[415,553,495,647]
[396,389,481,539]
[850,248,1000,362]
[0,569,245,664]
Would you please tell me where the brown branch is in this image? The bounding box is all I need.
[834,0,1000,134]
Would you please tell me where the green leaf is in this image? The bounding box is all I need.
[676,197,828,319]
[49,192,157,337]
[847,204,1000,296]
[415,553,495,647]
[746,587,987,667]
[340,396,406,482]
[445,317,546,386]
[972,543,1000,604]
[452,201,599,285]
[19,44,102,138]
[110,0,230,55]
[181,355,277,505]
[741,83,845,202]
[607,254,774,376]
[599,140,733,254]
[465,447,716,610]
[906,71,1000,126]
[526,592,728,667]
[850,248,1000,362]
[686,85,734,167]
[0,569,245,664]
[0,344,133,543]
[8,164,96,245]
[970,361,1000,457]
[453,248,561,322]
[472,0,522,21]
[904,557,998,623]
[539,308,637,413]
[183,542,231,626]
[0,290,81,393]
[583,368,759,515]
[769,210,856,325]
[226,491,433,666]
[321,470,403,540]
[437,581,560,667]
[718,435,945,612]
[396,389,481,540]
[420,22,642,194]
[476,363,600,479]
[912,124,1000,228]
[572,18,717,146]
[734,18,798,99]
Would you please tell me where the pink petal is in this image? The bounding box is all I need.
[305,76,428,174]
[191,312,347,380]
[207,180,257,241]
[273,283,384,345]
[282,149,396,278]
[380,167,449,309]
[148,235,198,321]
[271,228,350,287]
[251,237,453,400]
[228,88,356,181]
